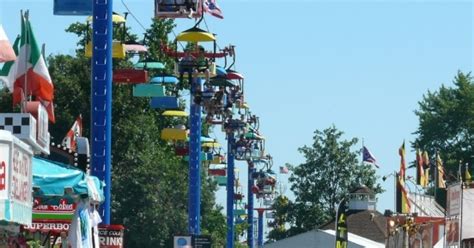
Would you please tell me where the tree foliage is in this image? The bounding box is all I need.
[268,125,382,241]
[414,71,474,181]
[0,17,227,247]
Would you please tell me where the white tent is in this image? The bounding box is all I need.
[264,229,384,248]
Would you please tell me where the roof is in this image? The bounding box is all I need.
[408,192,445,217]
[350,185,374,194]
[264,229,384,248]
[320,209,387,243]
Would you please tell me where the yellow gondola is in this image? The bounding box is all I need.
[162,110,188,117]
[176,27,216,42]
[161,128,188,141]
[86,13,126,24]
[84,13,126,59]
[210,155,225,164]
[201,142,220,149]
[85,41,126,59]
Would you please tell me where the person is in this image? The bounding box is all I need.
[195,46,209,73]
[178,50,195,83]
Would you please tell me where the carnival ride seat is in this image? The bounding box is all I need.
[150,75,179,84]
[162,110,188,117]
[134,61,165,70]
[210,154,225,164]
[85,41,126,59]
[161,128,188,141]
[209,78,235,87]
[174,61,216,78]
[175,146,189,156]
[113,69,148,84]
[266,211,275,219]
[54,0,92,15]
[234,193,244,201]
[263,197,274,206]
[155,0,202,19]
[133,84,166,97]
[233,209,246,217]
[208,168,226,176]
[85,13,127,59]
[150,96,180,109]
[124,43,148,54]
[215,176,227,186]
[244,131,265,140]
[184,152,213,161]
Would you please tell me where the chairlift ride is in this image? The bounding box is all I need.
[54,0,92,16]
[155,0,203,19]
[85,13,126,59]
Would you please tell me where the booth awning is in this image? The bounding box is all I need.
[32,157,104,203]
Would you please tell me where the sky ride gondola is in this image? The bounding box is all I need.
[133,84,166,97]
[84,13,127,59]
[53,0,92,16]
[155,0,203,19]
[113,69,148,84]
[150,96,180,109]
[134,61,165,70]
[150,75,179,84]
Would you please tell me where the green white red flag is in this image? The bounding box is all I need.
[0,13,55,122]
[0,25,16,62]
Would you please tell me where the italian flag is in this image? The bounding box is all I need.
[0,25,16,62]
[0,14,55,122]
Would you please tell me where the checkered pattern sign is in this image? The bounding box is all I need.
[0,114,37,151]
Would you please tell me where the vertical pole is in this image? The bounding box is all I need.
[258,210,264,247]
[91,0,113,224]
[226,133,235,248]
[247,164,255,248]
[189,76,202,235]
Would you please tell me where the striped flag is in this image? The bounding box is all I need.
[62,115,83,151]
[362,146,379,168]
[279,166,289,174]
[0,25,16,62]
[10,13,55,122]
[203,0,223,19]
[422,151,430,185]
[396,173,411,213]
[436,153,446,188]
[396,142,411,213]
[416,149,427,187]
[0,35,19,91]
[399,141,406,181]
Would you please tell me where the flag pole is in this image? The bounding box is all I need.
[21,10,29,113]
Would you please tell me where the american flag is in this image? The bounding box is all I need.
[279,166,289,174]
[203,0,223,19]
[363,146,379,168]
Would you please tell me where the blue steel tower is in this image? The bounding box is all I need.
[91,0,113,224]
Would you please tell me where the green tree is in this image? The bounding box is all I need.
[414,71,474,181]
[0,17,227,247]
[268,125,382,241]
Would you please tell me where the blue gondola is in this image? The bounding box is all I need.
[150,75,179,84]
[54,0,92,16]
[150,96,180,109]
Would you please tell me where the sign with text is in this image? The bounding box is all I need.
[99,224,124,248]
[0,130,33,225]
[193,235,211,248]
[447,183,461,217]
[173,235,211,248]
[0,145,9,199]
[11,146,32,205]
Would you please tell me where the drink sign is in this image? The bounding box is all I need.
[99,225,124,248]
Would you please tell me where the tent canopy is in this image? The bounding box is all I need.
[32,157,104,203]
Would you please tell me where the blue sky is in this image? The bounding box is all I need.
[1,0,473,233]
